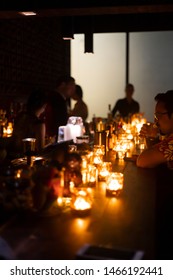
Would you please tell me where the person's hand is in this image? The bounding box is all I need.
[139,123,158,139]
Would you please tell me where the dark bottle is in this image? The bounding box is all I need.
[108,124,114,150]
[107,104,112,123]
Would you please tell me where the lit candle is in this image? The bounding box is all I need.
[113,141,127,159]
[93,155,103,165]
[3,122,13,137]
[73,195,91,210]
[15,169,22,178]
[106,172,124,196]
[71,187,93,215]
[98,162,112,181]
[87,164,97,187]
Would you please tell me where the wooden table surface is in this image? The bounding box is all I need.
[0,154,157,260]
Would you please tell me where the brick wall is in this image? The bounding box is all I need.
[0,17,70,114]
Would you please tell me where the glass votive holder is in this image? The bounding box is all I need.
[70,186,93,216]
[81,155,89,170]
[92,153,104,166]
[116,149,127,159]
[87,164,97,187]
[134,136,146,151]
[98,161,112,181]
[106,172,124,197]
[92,146,104,165]
[93,144,105,156]
[113,141,127,159]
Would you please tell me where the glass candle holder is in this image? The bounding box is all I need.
[98,161,112,181]
[106,172,124,196]
[92,154,103,166]
[134,136,146,151]
[70,186,93,215]
[92,145,104,166]
[87,164,97,187]
[113,141,127,159]
[81,155,88,170]
[93,144,105,156]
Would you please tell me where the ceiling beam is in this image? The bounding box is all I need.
[0,4,173,19]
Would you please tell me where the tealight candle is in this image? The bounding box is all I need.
[71,187,93,215]
[92,154,103,165]
[113,141,127,159]
[98,162,112,181]
[14,169,22,179]
[93,145,105,156]
[87,164,97,187]
[106,172,124,196]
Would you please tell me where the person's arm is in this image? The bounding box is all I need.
[136,145,166,168]
[112,100,119,116]
[136,102,140,113]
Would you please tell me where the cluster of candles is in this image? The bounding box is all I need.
[56,114,147,214]
[56,144,125,215]
[113,115,147,158]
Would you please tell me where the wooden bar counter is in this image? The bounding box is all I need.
[0,153,157,260]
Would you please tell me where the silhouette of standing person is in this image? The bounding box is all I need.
[112,83,140,121]
[70,84,88,123]
[45,76,76,141]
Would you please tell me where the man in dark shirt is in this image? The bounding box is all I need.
[112,83,140,120]
[45,76,76,141]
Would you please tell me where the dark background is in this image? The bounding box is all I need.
[0,1,173,114]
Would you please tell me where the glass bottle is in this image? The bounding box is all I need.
[107,104,112,123]
[108,124,114,150]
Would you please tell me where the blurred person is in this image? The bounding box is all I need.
[7,89,48,158]
[45,76,76,141]
[70,84,88,123]
[136,90,173,169]
[112,83,140,120]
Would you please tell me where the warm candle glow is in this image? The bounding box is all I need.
[93,155,103,165]
[98,162,112,181]
[113,141,127,159]
[14,169,22,179]
[106,172,124,196]
[57,197,63,207]
[87,164,97,185]
[108,179,122,191]
[93,145,105,156]
[3,122,13,137]
[73,196,91,210]
[71,187,93,214]
[81,156,88,169]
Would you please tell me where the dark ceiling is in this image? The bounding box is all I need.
[0,1,173,33]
